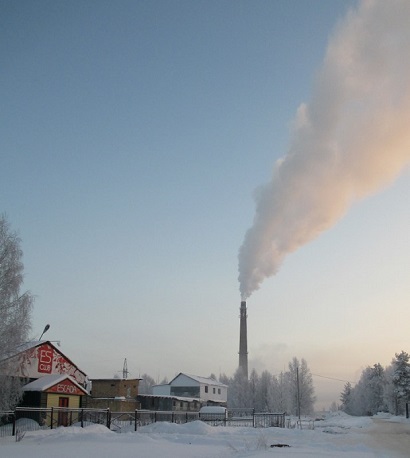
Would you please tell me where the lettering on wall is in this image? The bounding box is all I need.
[38,346,54,374]
[48,379,83,396]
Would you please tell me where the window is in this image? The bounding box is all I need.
[205,386,208,393]
[218,389,221,395]
[213,388,216,394]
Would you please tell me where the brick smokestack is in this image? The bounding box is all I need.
[238,300,248,379]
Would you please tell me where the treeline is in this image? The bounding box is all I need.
[138,357,316,416]
[340,351,410,416]
[220,357,315,415]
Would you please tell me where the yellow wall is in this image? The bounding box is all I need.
[45,394,82,426]
[47,393,81,409]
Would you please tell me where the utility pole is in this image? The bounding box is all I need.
[296,366,301,420]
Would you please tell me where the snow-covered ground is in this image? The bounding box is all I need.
[1,411,409,457]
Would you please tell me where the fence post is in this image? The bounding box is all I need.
[12,412,16,436]
[80,409,84,428]
[252,409,255,428]
[135,410,138,432]
[171,412,174,423]
[51,407,54,429]
[106,408,111,430]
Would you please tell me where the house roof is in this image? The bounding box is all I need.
[22,374,88,395]
[169,373,227,387]
[90,378,142,381]
[137,394,199,402]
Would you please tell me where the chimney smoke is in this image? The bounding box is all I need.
[238,0,410,299]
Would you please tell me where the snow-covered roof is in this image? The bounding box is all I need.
[22,374,88,394]
[170,373,227,387]
[137,394,199,402]
[90,378,142,381]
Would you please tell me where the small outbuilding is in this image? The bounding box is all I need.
[83,378,141,412]
[20,374,88,426]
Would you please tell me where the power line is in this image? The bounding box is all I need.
[312,373,355,384]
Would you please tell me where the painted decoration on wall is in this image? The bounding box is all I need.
[11,342,87,386]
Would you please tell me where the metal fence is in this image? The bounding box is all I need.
[0,408,286,438]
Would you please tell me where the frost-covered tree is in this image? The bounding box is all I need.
[391,351,410,415]
[341,354,410,417]
[139,373,156,394]
[225,358,316,413]
[287,358,316,415]
[273,371,289,413]
[0,215,34,410]
[329,401,339,412]
[255,370,275,412]
[219,373,231,386]
[382,364,397,415]
[340,382,354,414]
[227,367,251,408]
[347,364,386,416]
[248,368,259,409]
[363,364,386,415]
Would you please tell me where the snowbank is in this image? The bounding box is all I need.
[1,412,408,458]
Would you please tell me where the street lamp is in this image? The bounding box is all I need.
[39,324,50,340]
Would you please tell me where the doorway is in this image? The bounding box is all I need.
[58,397,69,426]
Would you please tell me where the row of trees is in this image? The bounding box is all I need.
[0,215,34,410]
[220,357,316,415]
[139,357,316,415]
[340,351,410,416]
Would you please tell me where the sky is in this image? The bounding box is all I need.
[1,0,409,410]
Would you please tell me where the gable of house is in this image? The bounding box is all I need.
[1,341,87,386]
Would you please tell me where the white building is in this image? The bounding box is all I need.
[153,373,227,406]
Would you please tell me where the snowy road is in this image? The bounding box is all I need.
[361,418,410,457]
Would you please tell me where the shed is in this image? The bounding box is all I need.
[21,374,87,426]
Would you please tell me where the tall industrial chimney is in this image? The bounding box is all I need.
[238,300,248,379]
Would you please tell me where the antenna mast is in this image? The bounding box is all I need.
[122,358,129,379]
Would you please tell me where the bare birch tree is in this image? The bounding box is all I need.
[0,215,34,410]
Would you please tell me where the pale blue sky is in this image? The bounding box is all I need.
[2,0,409,409]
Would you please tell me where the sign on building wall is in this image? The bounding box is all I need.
[38,344,54,374]
[10,342,87,386]
[47,379,85,396]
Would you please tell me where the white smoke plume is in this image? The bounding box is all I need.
[238,0,410,300]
